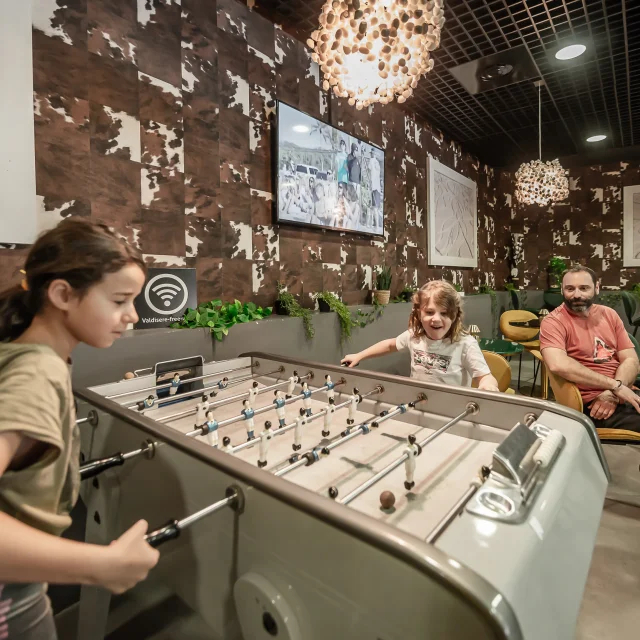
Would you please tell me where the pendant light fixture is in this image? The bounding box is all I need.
[515,80,569,206]
[307,0,445,110]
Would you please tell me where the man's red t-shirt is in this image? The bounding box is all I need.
[540,303,634,405]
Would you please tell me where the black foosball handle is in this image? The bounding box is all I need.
[340,361,360,367]
[79,453,125,480]
[145,520,181,548]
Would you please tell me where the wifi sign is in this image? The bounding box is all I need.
[143,273,190,316]
[153,282,182,307]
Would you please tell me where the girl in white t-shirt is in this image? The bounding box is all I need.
[341,280,499,391]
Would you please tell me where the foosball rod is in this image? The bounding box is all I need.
[105,363,255,400]
[145,486,241,548]
[125,367,286,411]
[157,370,311,424]
[274,395,424,478]
[339,402,479,506]
[184,378,347,437]
[232,385,383,454]
[78,377,337,481]
[424,482,481,545]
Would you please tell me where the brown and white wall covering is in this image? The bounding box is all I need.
[504,161,640,290]
[1,0,510,307]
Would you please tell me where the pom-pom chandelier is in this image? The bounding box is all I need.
[515,81,569,206]
[307,0,445,110]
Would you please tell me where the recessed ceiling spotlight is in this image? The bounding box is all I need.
[586,134,607,142]
[555,44,586,60]
[292,124,310,133]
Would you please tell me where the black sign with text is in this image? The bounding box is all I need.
[134,268,197,329]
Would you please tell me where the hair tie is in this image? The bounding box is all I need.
[19,269,28,292]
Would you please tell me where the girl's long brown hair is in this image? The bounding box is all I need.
[0,218,146,342]
[408,280,466,342]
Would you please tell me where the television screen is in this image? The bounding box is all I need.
[275,101,385,237]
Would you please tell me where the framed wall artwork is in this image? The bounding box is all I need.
[623,184,640,267]
[427,157,478,268]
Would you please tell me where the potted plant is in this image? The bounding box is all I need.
[315,291,357,342]
[453,282,464,297]
[392,284,417,303]
[548,256,567,290]
[275,282,315,339]
[373,265,392,305]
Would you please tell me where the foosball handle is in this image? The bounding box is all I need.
[340,361,359,367]
[79,453,125,480]
[145,520,181,548]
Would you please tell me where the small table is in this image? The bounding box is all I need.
[478,338,524,357]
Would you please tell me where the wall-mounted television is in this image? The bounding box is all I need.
[275,101,385,237]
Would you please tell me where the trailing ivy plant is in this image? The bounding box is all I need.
[171,299,272,342]
[314,291,356,342]
[505,282,528,310]
[353,299,385,328]
[276,282,315,340]
[453,283,463,293]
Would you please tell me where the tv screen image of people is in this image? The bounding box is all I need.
[276,101,385,237]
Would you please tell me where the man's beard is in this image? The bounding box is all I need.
[564,294,595,312]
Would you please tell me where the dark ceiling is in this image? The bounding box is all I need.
[250,0,639,168]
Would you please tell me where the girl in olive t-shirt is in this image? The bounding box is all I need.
[0,219,159,639]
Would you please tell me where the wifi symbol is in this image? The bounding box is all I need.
[152,282,182,307]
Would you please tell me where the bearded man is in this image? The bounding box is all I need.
[540,265,640,434]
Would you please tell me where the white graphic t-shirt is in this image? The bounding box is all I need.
[395,331,491,387]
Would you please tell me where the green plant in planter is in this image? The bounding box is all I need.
[548,256,567,289]
[392,284,417,303]
[453,283,463,293]
[171,299,272,342]
[276,282,315,340]
[375,265,392,291]
[314,291,357,342]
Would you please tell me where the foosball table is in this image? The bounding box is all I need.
[74,351,610,640]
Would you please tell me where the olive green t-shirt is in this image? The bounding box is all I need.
[0,343,80,536]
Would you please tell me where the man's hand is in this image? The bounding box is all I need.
[613,385,640,414]
[589,390,619,421]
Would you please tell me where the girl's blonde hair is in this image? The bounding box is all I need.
[408,280,466,342]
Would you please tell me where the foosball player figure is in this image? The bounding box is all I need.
[143,395,155,409]
[322,398,336,437]
[403,434,422,491]
[246,380,259,409]
[302,381,312,417]
[241,398,256,441]
[293,408,306,452]
[169,373,180,396]
[205,410,219,448]
[346,388,359,425]
[222,436,234,454]
[195,395,210,426]
[286,371,299,399]
[217,376,229,390]
[324,374,335,400]
[257,420,274,468]
[273,389,287,427]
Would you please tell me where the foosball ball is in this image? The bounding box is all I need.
[74,351,610,640]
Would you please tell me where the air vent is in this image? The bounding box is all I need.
[448,45,539,95]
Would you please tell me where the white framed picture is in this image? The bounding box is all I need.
[623,185,640,267]
[427,157,477,268]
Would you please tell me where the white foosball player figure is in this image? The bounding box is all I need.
[241,399,256,440]
[322,398,336,437]
[324,374,335,400]
[302,381,312,417]
[293,407,306,451]
[222,436,234,454]
[205,410,219,448]
[257,420,274,468]
[273,390,287,427]
[403,434,421,491]
[247,381,260,409]
[346,388,359,425]
[286,371,299,399]
[169,373,180,396]
[195,395,210,426]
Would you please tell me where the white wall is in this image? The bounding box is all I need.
[0,0,37,244]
